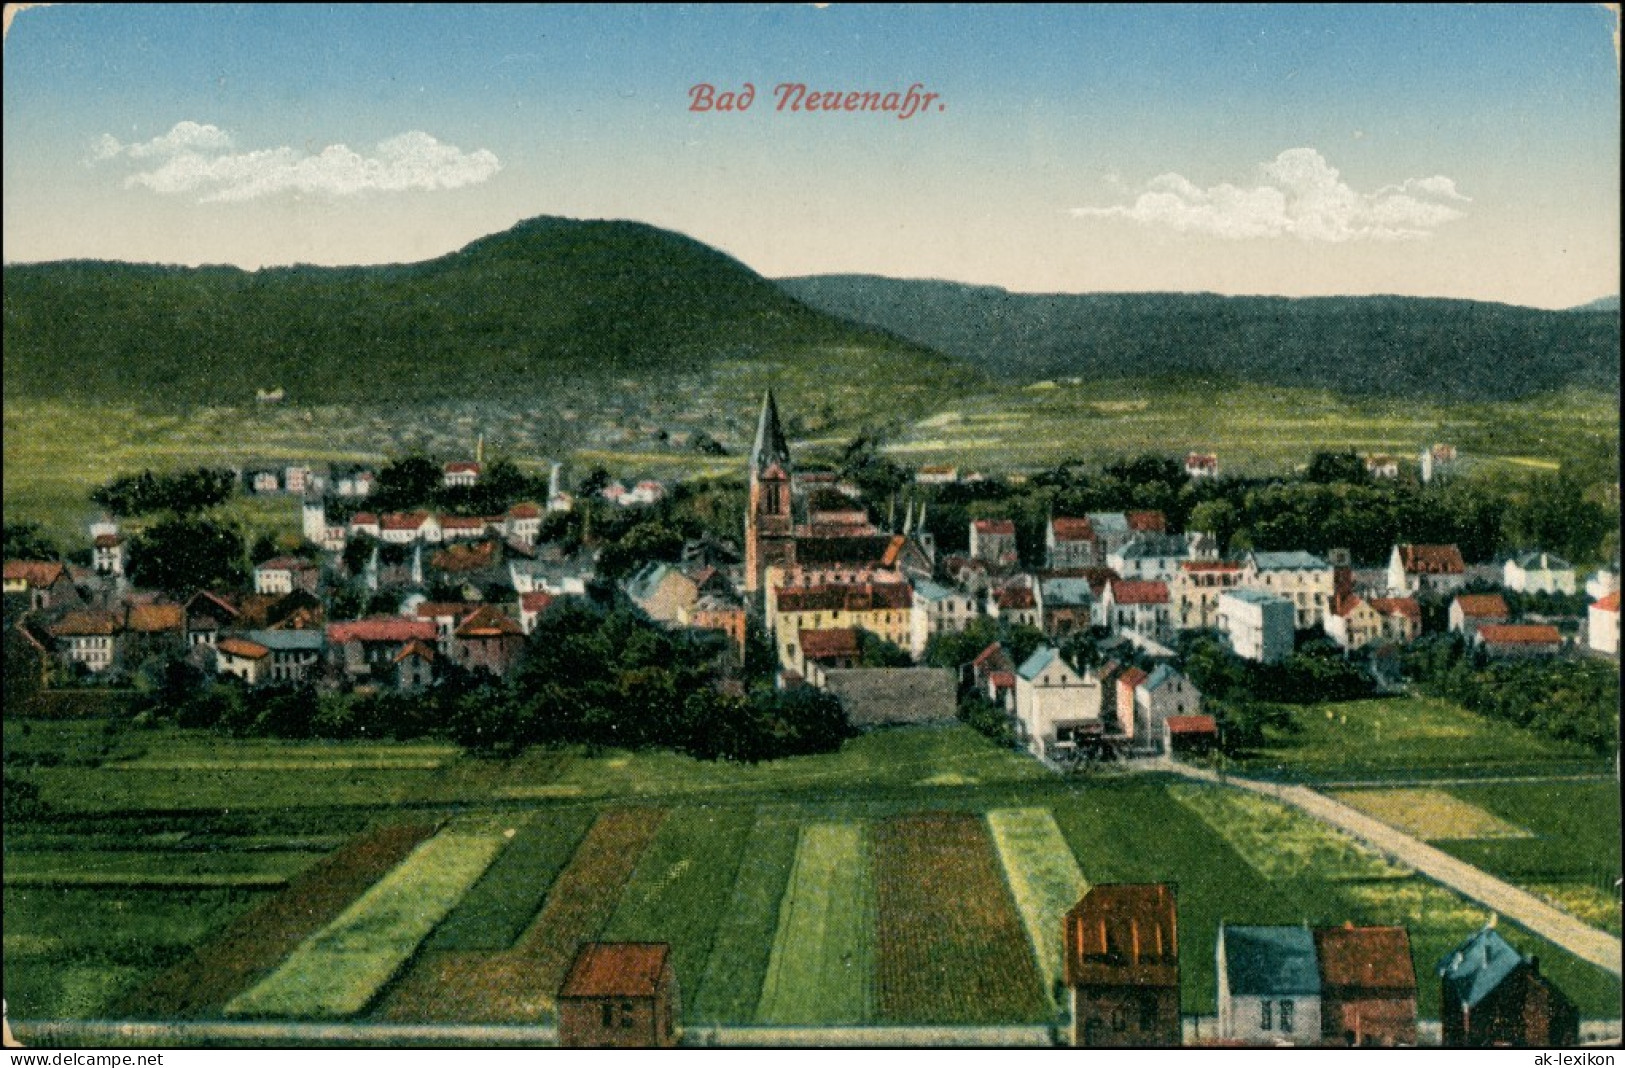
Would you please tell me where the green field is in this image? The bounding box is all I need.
[4,722,1619,1033]
[1233,696,1613,782]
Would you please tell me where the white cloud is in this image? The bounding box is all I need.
[1072,148,1469,242]
[94,123,501,201]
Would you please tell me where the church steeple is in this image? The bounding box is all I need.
[751,389,792,475]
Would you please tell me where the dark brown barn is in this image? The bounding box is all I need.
[1438,926,1579,1047]
[557,942,679,1048]
[1314,923,1418,1046]
[1063,883,1181,1047]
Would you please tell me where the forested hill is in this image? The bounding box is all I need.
[780,276,1621,401]
[1,217,963,406]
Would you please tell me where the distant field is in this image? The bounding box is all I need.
[1233,696,1613,782]
[4,723,1619,1031]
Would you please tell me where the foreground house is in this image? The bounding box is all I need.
[327,617,438,682]
[4,560,82,612]
[1132,665,1202,751]
[1313,924,1418,1047]
[452,604,526,678]
[558,942,680,1049]
[1013,645,1103,758]
[1098,579,1173,643]
[50,609,121,673]
[1449,593,1510,638]
[1438,926,1577,1048]
[1216,924,1322,1046]
[1217,589,1295,664]
[1064,884,1181,1048]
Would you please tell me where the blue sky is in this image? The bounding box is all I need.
[3,4,1618,307]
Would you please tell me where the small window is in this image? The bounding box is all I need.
[1279,999,1295,1033]
[620,1001,635,1028]
[1260,1000,1273,1031]
[601,1002,615,1028]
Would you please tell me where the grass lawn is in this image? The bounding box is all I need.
[689,810,802,1025]
[1233,696,1612,781]
[756,822,874,1025]
[985,807,1088,1005]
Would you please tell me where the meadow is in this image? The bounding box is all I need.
[5,721,1619,1033]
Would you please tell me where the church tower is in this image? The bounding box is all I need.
[745,389,795,593]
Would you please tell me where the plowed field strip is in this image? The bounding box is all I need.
[873,813,1049,1025]
[112,822,437,1019]
[756,822,873,1025]
[986,808,1088,1004]
[690,812,800,1024]
[370,807,665,1024]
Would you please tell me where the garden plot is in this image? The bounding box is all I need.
[1330,788,1532,841]
[986,807,1089,1004]
[873,813,1050,1025]
[1168,784,1408,882]
[757,822,874,1025]
[4,849,322,889]
[224,823,507,1018]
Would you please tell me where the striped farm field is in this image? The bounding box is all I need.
[689,810,801,1024]
[114,822,437,1019]
[1329,788,1531,841]
[873,813,1049,1025]
[986,808,1088,1004]
[426,808,596,952]
[598,807,755,1002]
[370,807,666,1023]
[756,822,874,1025]
[224,823,506,1019]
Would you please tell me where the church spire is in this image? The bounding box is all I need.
[751,389,792,474]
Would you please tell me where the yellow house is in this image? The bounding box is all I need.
[769,581,913,669]
[1171,561,1244,630]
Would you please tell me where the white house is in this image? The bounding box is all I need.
[1216,925,1323,1046]
[1012,646,1102,759]
[969,519,1019,568]
[1503,552,1577,595]
[1098,579,1173,642]
[1242,551,1335,629]
[1585,568,1618,601]
[1107,534,1194,583]
[910,578,979,659]
[1588,592,1619,655]
[253,556,318,596]
[1133,665,1202,752]
[1218,589,1295,663]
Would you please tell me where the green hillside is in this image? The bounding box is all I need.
[2,217,971,406]
[780,276,1622,402]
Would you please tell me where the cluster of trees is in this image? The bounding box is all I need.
[1402,636,1619,754]
[361,454,536,517]
[3,522,58,562]
[1177,632,1372,754]
[91,467,236,517]
[138,600,854,765]
[128,516,248,594]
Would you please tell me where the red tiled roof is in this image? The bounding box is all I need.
[972,642,1011,670]
[1397,544,1465,575]
[51,610,119,637]
[1109,579,1170,605]
[381,512,430,531]
[1165,715,1218,735]
[973,518,1016,535]
[217,637,270,659]
[1118,666,1149,689]
[258,556,316,572]
[1595,592,1620,612]
[997,586,1036,610]
[350,512,379,526]
[444,461,482,475]
[1367,597,1422,625]
[432,542,499,572]
[1185,452,1218,468]
[1181,560,1242,572]
[520,591,555,614]
[126,603,184,633]
[988,671,1016,689]
[4,560,67,586]
[393,639,436,663]
[1126,510,1167,533]
[1477,623,1561,646]
[1064,884,1179,987]
[455,604,524,638]
[439,515,488,531]
[416,601,477,620]
[1454,594,1509,619]
[327,618,437,644]
[799,627,862,661]
[559,942,670,999]
[187,590,240,619]
[1313,925,1416,991]
[507,502,542,518]
[93,534,123,548]
[1050,517,1094,542]
[776,583,913,613]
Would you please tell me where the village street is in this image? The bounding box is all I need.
[1152,759,1624,977]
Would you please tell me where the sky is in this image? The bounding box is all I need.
[3,4,1619,308]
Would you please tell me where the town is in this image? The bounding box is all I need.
[4,390,1619,1048]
